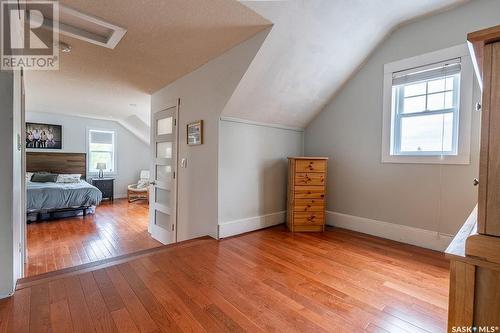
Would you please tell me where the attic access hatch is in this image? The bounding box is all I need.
[29,4,127,49]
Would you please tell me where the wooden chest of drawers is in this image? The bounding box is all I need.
[287,157,328,232]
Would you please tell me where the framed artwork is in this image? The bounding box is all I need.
[187,120,203,145]
[26,122,62,149]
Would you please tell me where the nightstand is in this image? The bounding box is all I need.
[91,177,115,201]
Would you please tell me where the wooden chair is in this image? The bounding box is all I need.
[127,170,150,203]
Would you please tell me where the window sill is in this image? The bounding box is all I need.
[381,154,470,165]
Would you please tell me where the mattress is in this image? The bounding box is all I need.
[27,180,102,212]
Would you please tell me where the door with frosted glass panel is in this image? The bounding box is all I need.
[149,102,178,244]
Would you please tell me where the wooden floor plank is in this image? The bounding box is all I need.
[29,284,51,333]
[26,200,161,277]
[79,272,119,333]
[63,276,97,333]
[5,226,450,332]
[50,300,75,333]
[105,267,158,333]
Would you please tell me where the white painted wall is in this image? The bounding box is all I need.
[0,71,15,298]
[305,0,500,240]
[152,29,269,242]
[26,112,149,198]
[218,119,303,237]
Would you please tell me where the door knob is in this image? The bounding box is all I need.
[473,178,479,186]
[150,181,156,186]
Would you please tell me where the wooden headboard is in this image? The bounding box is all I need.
[26,152,87,179]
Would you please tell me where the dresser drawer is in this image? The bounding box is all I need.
[95,181,112,191]
[295,160,326,173]
[294,199,324,212]
[91,178,114,200]
[295,172,325,186]
[294,186,325,199]
[293,212,324,225]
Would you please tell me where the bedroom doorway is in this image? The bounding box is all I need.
[149,100,179,244]
[23,113,161,278]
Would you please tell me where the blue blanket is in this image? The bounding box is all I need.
[27,181,102,212]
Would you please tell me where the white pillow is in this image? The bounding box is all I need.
[136,179,149,189]
[26,172,34,182]
[56,174,82,183]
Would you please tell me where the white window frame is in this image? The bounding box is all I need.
[86,128,117,176]
[381,44,474,165]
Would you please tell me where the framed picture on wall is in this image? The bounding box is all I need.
[26,122,62,149]
[187,120,203,145]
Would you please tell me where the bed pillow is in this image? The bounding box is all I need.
[31,173,58,183]
[26,172,34,182]
[56,174,82,183]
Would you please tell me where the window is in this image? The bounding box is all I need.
[382,45,473,164]
[88,129,116,174]
[393,60,460,155]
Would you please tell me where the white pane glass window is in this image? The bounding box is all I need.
[391,62,460,156]
[88,129,116,173]
[157,117,173,135]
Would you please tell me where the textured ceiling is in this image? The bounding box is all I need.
[222,0,469,128]
[25,0,271,125]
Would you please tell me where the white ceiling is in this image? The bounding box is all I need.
[25,0,271,130]
[222,0,469,128]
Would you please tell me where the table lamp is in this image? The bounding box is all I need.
[96,163,106,178]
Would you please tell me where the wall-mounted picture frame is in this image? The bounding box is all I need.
[187,120,203,145]
[26,122,62,149]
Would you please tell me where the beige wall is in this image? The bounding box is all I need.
[151,29,269,241]
[219,119,303,228]
[0,70,19,298]
[305,0,500,236]
[26,111,149,198]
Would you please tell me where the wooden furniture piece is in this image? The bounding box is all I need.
[446,25,500,331]
[26,152,86,179]
[287,157,328,232]
[92,177,115,201]
[127,170,150,203]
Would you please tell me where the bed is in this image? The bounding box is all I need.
[26,152,102,221]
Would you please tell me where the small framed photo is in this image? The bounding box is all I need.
[187,120,203,145]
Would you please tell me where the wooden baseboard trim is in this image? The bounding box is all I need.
[17,236,212,290]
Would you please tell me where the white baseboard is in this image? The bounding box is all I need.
[219,211,286,238]
[326,211,453,252]
[0,290,13,300]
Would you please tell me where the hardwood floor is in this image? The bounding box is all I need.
[26,199,162,277]
[3,226,450,332]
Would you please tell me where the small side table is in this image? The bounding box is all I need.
[91,177,115,201]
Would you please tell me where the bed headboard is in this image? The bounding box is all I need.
[26,152,87,179]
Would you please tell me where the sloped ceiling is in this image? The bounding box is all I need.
[24,0,271,129]
[222,0,469,128]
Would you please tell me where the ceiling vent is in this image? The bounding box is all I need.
[30,4,127,49]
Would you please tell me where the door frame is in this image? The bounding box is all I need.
[149,99,180,244]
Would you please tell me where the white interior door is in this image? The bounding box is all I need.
[149,101,179,244]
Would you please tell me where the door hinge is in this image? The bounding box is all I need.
[19,242,22,253]
[174,118,177,126]
[173,171,176,179]
[171,224,175,231]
